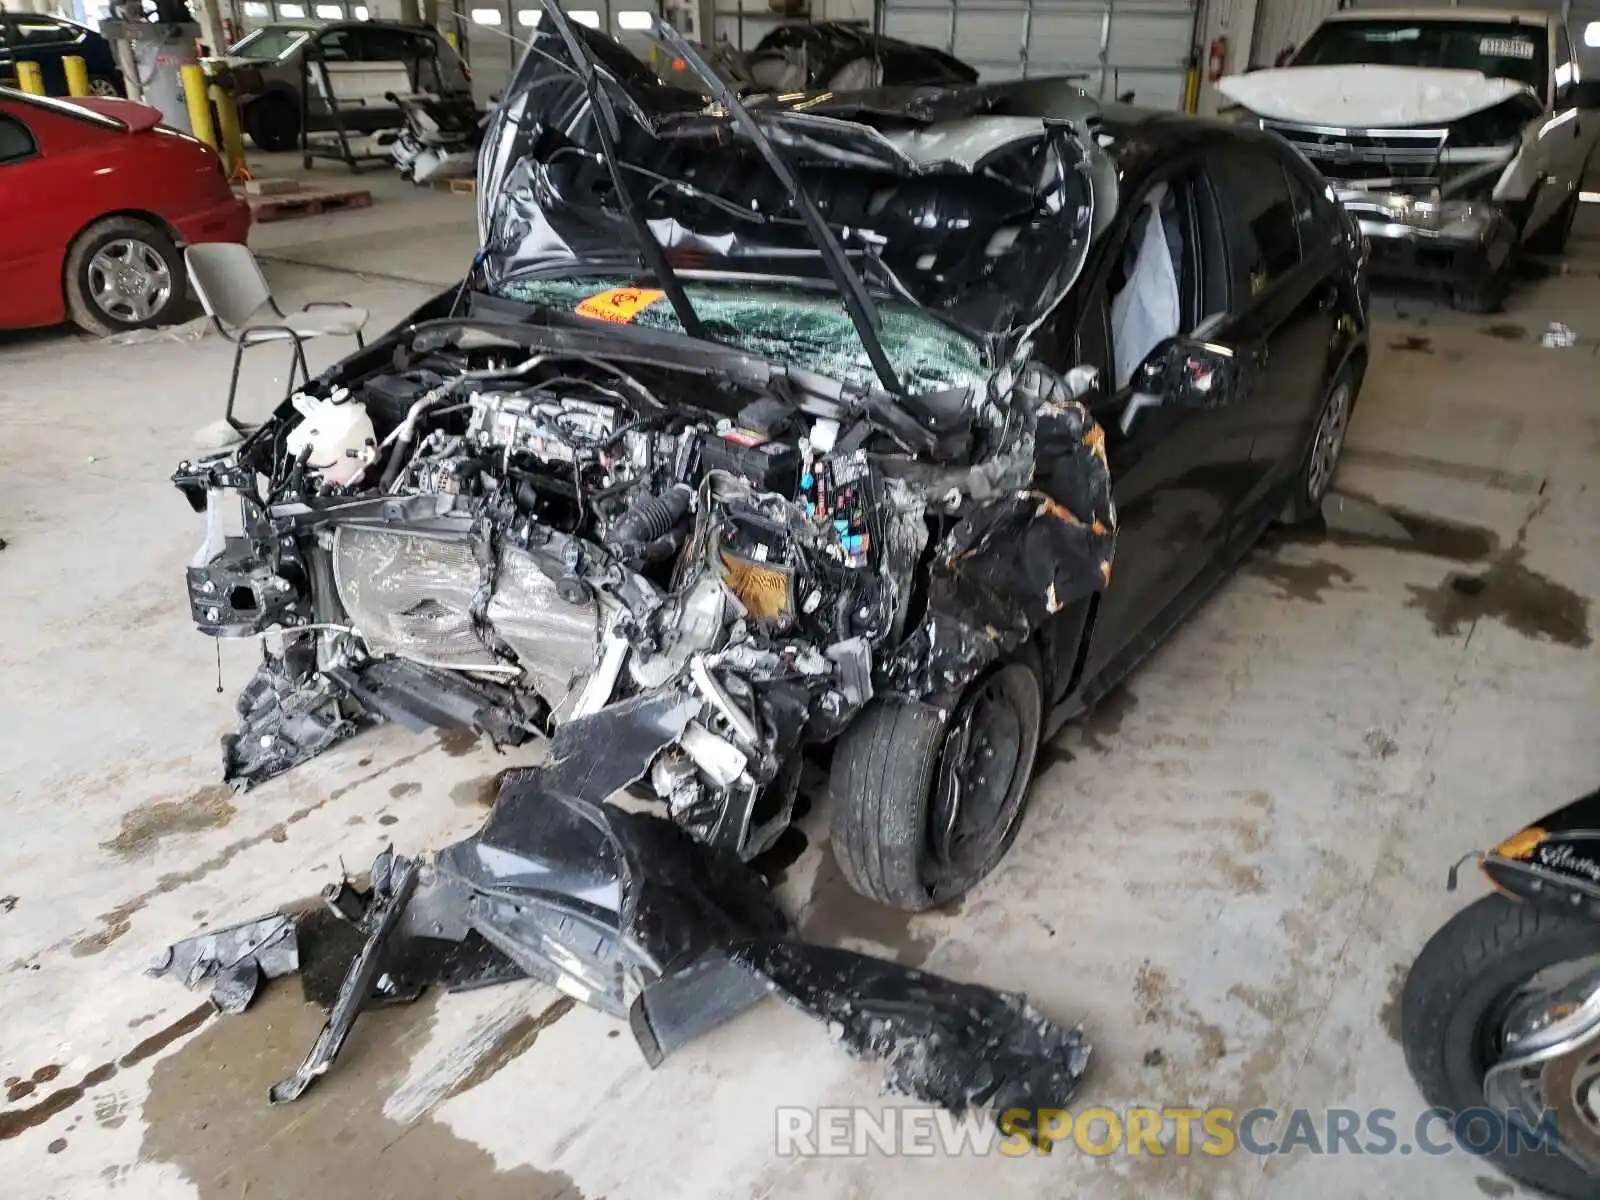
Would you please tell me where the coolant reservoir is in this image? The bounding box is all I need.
[285,390,375,486]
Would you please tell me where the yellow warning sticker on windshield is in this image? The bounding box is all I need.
[575,287,665,324]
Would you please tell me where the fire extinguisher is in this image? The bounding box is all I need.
[1207,35,1229,83]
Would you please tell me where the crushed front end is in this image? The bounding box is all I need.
[1264,118,1520,296]
[164,12,1120,1125]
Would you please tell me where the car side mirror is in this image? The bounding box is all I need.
[1119,337,1248,434]
[1559,80,1600,109]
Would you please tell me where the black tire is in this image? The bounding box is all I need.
[1401,893,1600,1200]
[88,75,122,98]
[1526,187,1581,256]
[1282,362,1361,525]
[827,652,1043,911]
[244,93,300,152]
[1452,269,1512,314]
[63,216,185,337]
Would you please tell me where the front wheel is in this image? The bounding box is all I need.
[1401,893,1600,1199]
[1527,187,1582,256]
[827,655,1043,911]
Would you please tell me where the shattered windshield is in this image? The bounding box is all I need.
[1293,21,1548,91]
[495,275,989,393]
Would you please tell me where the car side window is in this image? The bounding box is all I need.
[315,30,356,61]
[14,18,75,47]
[0,113,37,165]
[359,28,413,62]
[1285,168,1331,252]
[1099,168,1232,390]
[1210,152,1301,301]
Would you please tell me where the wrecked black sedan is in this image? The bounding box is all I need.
[173,16,1367,925]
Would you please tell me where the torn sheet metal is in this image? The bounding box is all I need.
[887,388,1116,697]
[153,742,1092,1116]
[270,851,419,1104]
[732,940,1091,1113]
[224,645,358,789]
[146,913,299,1015]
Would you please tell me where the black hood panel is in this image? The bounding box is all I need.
[477,26,1112,355]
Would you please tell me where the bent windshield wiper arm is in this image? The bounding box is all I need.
[652,21,904,396]
[535,0,709,342]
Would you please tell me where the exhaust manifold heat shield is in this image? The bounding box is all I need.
[332,526,601,710]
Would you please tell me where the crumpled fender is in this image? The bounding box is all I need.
[885,377,1116,697]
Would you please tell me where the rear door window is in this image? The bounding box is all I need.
[0,112,37,164]
[315,29,357,61]
[357,27,416,63]
[1209,152,1302,301]
[1286,168,1333,252]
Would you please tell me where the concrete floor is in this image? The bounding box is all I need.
[2,160,1598,1200]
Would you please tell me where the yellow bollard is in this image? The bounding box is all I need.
[209,83,250,181]
[63,55,91,98]
[180,63,217,150]
[15,61,45,96]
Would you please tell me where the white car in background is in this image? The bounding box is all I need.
[1222,7,1600,311]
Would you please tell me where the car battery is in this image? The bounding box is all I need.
[698,426,801,496]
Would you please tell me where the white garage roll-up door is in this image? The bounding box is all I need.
[880,0,1198,108]
[461,0,660,107]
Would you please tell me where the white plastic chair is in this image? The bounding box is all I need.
[185,243,369,431]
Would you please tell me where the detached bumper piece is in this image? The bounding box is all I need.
[146,913,300,1015]
[1341,193,1516,291]
[151,702,1092,1118]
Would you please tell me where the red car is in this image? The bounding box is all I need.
[0,87,251,335]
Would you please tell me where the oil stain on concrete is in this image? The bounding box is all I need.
[1246,556,1356,604]
[0,1005,210,1142]
[437,729,482,758]
[139,982,584,1200]
[1407,548,1591,648]
[1482,322,1527,341]
[56,744,439,961]
[103,785,238,860]
[451,770,514,809]
[1378,961,1408,1044]
[1269,495,1499,563]
[1078,683,1138,755]
[1388,335,1433,354]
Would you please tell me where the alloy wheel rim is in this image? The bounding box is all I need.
[87,239,172,324]
[1486,958,1600,1167]
[1307,382,1351,503]
[89,78,119,97]
[928,663,1040,881]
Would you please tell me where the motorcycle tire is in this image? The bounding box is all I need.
[1401,892,1600,1199]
